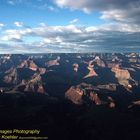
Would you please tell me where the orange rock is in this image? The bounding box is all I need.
[46,59,59,67]
[84,62,98,78]
[37,85,45,94]
[29,61,38,71]
[89,92,101,105]
[65,87,84,105]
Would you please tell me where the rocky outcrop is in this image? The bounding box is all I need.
[108,96,115,108]
[4,68,18,84]
[73,63,79,72]
[129,58,137,63]
[65,83,103,105]
[38,68,46,75]
[46,56,60,67]
[97,84,117,91]
[111,67,131,88]
[18,60,38,71]
[46,59,59,67]
[14,74,46,94]
[131,64,140,70]
[108,63,120,69]
[0,88,4,93]
[1,53,140,107]
[18,60,28,68]
[132,100,140,105]
[89,92,101,105]
[37,85,46,94]
[83,61,98,79]
[65,86,84,105]
[94,56,105,67]
[29,60,38,71]
[25,74,45,93]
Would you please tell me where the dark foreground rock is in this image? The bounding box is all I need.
[0,93,140,140]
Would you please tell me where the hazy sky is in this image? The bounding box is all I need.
[0,0,140,53]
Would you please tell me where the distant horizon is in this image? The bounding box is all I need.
[0,52,140,55]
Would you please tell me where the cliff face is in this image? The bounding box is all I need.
[0,53,140,104]
[65,83,103,106]
[73,63,79,72]
[97,84,117,91]
[18,60,28,68]
[29,60,38,71]
[38,68,46,75]
[13,74,46,94]
[94,56,106,67]
[19,60,38,71]
[108,63,120,69]
[46,57,60,67]
[46,59,59,67]
[65,86,84,105]
[24,74,46,94]
[4,68,18,84]
[84,61,98,79]
[111,67,131,88]
[1,54,140,140]
[37,85,46,94]
[89,92,102,105]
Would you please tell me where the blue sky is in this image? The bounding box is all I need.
[0,0,140,53]
[0,0,103,27]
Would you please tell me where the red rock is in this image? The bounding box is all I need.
[111,67,131,87]
[94,56,105,67]
[46,59,59,67]
[29,60,38,71]
[39,68,46,75]
[73,63,79,72]
[89,92,101,105]
[18,60,28,68]
[18,60,38,71]
[84,62,98,78]
[97,84,117,91]
[65,87,84,105]
[4,68,18,84]
[37,85,45,94]
[108,96,115,108]
[108,63,120,68]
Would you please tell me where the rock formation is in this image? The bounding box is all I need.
[65,86,84,105]
[73,63,79,72]
[89,92,102,105]
[46,59,59,67]
[94,56,106,67]
[84,61,98,78]
[111,67,131,88]
[4,68,18,84]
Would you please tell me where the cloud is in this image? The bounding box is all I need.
[26,1,59,12]
[0,28,33,42]
[0,23,5,27]
[14,21,24,27]
[48,6,55,11]
[70,19,79,24]
[7,0,23,5]
[7,0,15,5]
[39,23,47,27]
[1,0,140,53]
[0,24,140,53]
[54,0,140,25]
